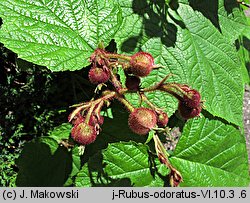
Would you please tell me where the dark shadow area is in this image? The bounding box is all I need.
[168,110,186,132]
[235,36,250,81]
[224,0,240,15]
[188,0,221,33]
[85,151,133,186]
[121,34,143,53]
[235,38,241,50]
[243,36,250,52]
[148,150,170,186]
[0,44,94,186]
[202,109,239,130]
[82,144,169,187]
[105,39,118,53]
[0,38,100,143]
[83,101,146,162]
[16,142,72,186]
[246,62,250,78]
[121,0,180,52]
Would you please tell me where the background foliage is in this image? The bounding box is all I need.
[0,0,249,186]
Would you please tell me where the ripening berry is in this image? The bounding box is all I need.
[178,101,202,120]
[129,52,154,77]
[157,111,169,127]
[89,114,104,126]
[69,113,84,126]
[71,122,97,145]
[128,107,157,135]
[183,89,201,108]
[88,67,110,84]
[125,75,141,91]
[90,48,107,66]
[179,84,191,92]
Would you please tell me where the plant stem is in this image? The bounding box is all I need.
[152,132,183,187]
[84,104,95,124]
[140,93,163,112]
[105,53,131,61]
[109,69,123,92]
[115,94,135,112]
[141,73,174,92]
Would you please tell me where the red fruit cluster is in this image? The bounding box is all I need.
[69,48,203,143]
[67,48,204,187]
[178,102,202,120]
[128,108,170,135]
[88,66,110,84]
[128,107,157,135]
[69,105,104,145]
[156,111,169,127]
[129,52,155,77]
[88,49,110,84]
[178,86,202,119]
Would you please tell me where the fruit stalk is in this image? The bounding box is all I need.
[115,94,135,112]
[109,69,123,92]
[153,132,183,187]
[105,53,132,61]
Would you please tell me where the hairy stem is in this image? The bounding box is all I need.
[105,53,132,61]
[115,94,135,112]
[140,93,163,112]
[109,69,123,92]
[152,132,183,187]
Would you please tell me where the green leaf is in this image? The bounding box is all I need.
[75,142,169,187]
[181,0,248,42]
[48,123,71,143]
[237,36,250,85]
[115,0,244,127]
[0,0,122,71]
[15,123,82,186]
[169,117,250,186]
[64,146,81,186]
[75,151,113,187]
[16,138,72,186]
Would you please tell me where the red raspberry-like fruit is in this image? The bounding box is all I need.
[178,101,202,120]
[128,107,157,135]
[157,111,169,127]
[88,67,110,84]
[125,75,141,91]
[183,89,201,108]
[129,52,154,77]
[71,122,97,145]
[89,114,104,126]
[90,48,107,66]
[70,113,84,126]
[179,84,191,92]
